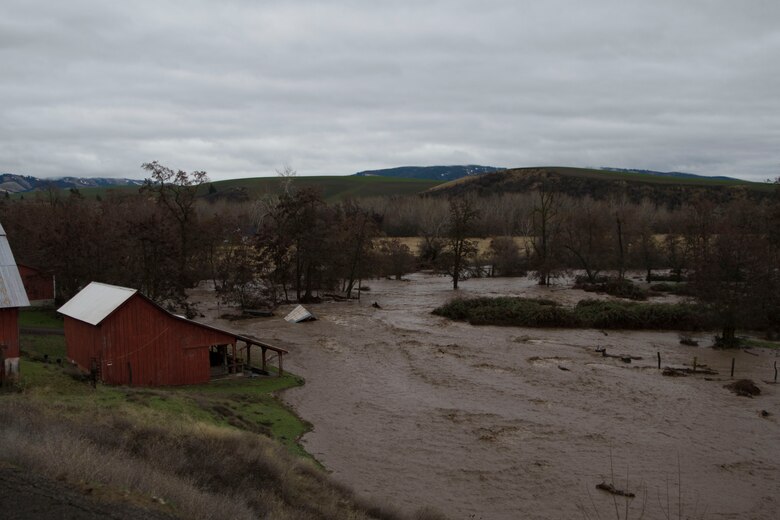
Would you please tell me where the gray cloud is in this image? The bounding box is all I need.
[1,0,779,181]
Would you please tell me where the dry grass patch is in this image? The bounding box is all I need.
[0,398,445,519]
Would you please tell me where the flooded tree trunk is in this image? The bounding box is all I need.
[721,325,737,346]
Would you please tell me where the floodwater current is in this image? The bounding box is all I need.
[198,274,779,519]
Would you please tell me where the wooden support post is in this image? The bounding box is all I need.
[246,342,251,367]
[657,352,661,369]
[774,361,777,383]
[262,347,267,372]
[232,343,237,374]
[731,358,735,378]
[278,352,284,376]
[693,357,697,373]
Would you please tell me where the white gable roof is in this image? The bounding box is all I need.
[58,282,137,326]
[284,304,316,323]
[0,223,30,309]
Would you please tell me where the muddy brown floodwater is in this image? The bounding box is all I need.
[198,274,779,520]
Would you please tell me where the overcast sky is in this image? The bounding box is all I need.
[1,1,779,181]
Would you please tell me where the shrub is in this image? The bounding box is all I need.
[650,282,694,296]
[434,297,717,331]
[575,277,649,301]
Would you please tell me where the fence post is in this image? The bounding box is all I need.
[731,358,735,378]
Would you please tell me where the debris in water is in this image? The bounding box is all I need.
[284,305,316,323]
[596,482,635,498]
[724,379,761,397]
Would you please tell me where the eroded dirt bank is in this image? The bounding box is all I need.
[198,274,779,519]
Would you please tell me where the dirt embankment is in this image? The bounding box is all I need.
[0,462,173,520]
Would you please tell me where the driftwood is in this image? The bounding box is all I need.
[741,349,759,357]
[596,482,635,498]
[557,365,570,371]
[663,366,718,377]
[243,309,274,317]
[372,302,382,309]
[595,347,642,363]
[323,292,348,301]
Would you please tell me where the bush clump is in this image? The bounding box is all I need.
[434,297,578,328]
[650,282,695,296]
[433,297,716,331]
[574,277,649,301]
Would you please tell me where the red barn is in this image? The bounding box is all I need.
[18,264,55,305]
[58,282,285,386]
[0,223,30,381]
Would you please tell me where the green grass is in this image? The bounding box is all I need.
[16,334,311,458]
[171,373,311,457]
[19,308,63,329]
[741,338,780,350]
[20,334,67,360]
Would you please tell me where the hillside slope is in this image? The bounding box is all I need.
[427,166,772,206]
[353,165,502,181]
[204,175,442,203]
[13,175,443,202]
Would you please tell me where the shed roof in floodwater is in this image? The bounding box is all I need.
[0,223,30,308]
[58,281,137,326]
[284,304,316,323]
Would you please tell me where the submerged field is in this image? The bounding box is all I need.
[196,273,780,520]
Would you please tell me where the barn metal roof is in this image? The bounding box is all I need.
[0,223,30,308]
[58,282,137,325]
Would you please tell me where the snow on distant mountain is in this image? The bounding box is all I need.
[0,173,144,193]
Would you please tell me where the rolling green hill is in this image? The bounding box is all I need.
[427,166,774,207]
[15,175,443,202]
[204,175,443,202]
[353,164,502,181]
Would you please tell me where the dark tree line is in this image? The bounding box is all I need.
[4,164,780,343]
[1,165,388,312]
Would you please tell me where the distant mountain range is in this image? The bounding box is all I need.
[0,173,144,194]
[0,165,746,197]
[353,165,503,181]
